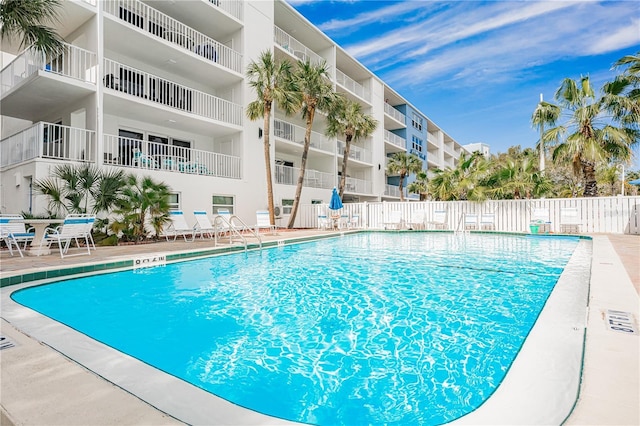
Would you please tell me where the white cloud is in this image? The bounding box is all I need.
[589,19,640,55]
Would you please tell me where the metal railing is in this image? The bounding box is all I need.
[103,134,242,179]
[273,119,334,153]
[104,0,242,73]
[336,69,370,102]
[274,164,334,189]
[209,0,243,21]
[384,184,407,198]
[384,103,406,124]
[337,141,371,163]
[384,130,406,149]
[1,122,95,168]
[274,26,324,65]
[103,59,243,126]
[344,176,372,194]
[1,42,97,95]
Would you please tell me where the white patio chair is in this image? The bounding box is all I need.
[66,214,96,250]
[317,207,331,230]
[163,211,195,242]
[41,215,95,258]
[193,210,215,239]
[464,213,479,230]
[531,208,552,233]
[384,211,403,230]
[255,210,276,235]
[408,210,426,230]
[560,207,581,234]
[348,214,361,229]
[428,210,448,230]
[0,214,35,257]
[480,213,496,230]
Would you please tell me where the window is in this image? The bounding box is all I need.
[311,200,323,205]
[411,113,423,131]
[411,135,423,153]
[212,195,234,214]
[148,134,168,156]
[118,129,143,166]
[168,193,180,211]
[282,199,294,214]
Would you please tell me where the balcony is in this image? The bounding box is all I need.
[103,0,242,79]
[103,59,243,129]
[0,43,97,120]
[427,131,439,149]
[1,122,95,169]
[273,119,334,154]
[384,184,407,198]
[275,164,333,189]
[274,27,324,65]
[384,103,406,130]
[103,134,241,179]
[344,177,372,194]
[207,0,243,21]
[337,141,371,164]
[335,69,370,103]
[384,129,406,152]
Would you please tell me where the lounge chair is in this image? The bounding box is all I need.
[480,213,495,230]
[66,213,96,250]
[408,210,426,230]
[384,210,403,230]
[255,210,276,235]
[215,209,233,238]
[193,211,215,239]
[317,209,331,230]
[41,215,96,258]
[531,208,552,233]
[0,214,35,257]
[164,211,195,241]
[464,213,479,230]
[560,207,581,234]
[428,210,448,230]
[132,148,157,169]
[348,214,361,229]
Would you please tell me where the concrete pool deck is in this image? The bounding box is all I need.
[1,231,638,425]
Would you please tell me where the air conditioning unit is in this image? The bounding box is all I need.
[274,205,282,219]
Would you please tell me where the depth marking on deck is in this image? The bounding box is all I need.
[133,254,167,270]
[0,335,17,350]
[605,310,637,335]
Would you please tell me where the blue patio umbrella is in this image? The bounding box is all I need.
[629,178,640,186]
[329,187,343,211]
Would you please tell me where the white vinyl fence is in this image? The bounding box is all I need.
[298,196,640,235]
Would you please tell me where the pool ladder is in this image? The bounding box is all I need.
[213,215,262,252]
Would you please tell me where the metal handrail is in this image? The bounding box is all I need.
[229,215,262,250]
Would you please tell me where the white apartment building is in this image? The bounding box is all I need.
[462,143,490,158]
[0,0,464,227]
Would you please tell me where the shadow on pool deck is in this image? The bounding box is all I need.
[0,231,638,425]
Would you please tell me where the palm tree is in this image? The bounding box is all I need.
[487,153,550,199]
[326,95,378,198]
[386,152,423,202]
[407,170,429,200]
[286,59,336,228]
[604,52,640,129]
[540,76,635,197]
[428,152,488,201]
[0,0,65,57]
[246,50,300,226]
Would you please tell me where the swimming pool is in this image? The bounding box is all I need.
[10,233,585,425]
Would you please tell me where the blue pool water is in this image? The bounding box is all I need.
[13,233,580,425]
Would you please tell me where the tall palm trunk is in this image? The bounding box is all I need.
[262,106,276,225]
[338,134,353,198]
[287,109,315,228]
[582,160,598,197]
[398,173,406,202]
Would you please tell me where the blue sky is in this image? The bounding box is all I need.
[286,0,640,170]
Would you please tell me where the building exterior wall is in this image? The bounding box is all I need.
[0,0,464,226]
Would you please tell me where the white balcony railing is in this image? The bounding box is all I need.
[209,0,243,21]
[1,43,97,95]
[336,69,370,102]
[275,164,334,189]
[337,141,372,163]
[384,130,406,149]
[1,122,95,168]
[344,176,372,194]
[273,119,334,153]
[384,184,408,198]
[384,103,406,124]
[104,0,242,73]
[103,134,242,179]
[274,27,324,65]
[104,59,243,126]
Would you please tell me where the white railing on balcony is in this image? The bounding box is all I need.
[344,177,372,194]
[337,141,372,163]
[274,26,324,65]
[427,131,438,144]
[384,184,408,198]
[82,0,97,5]
[1,122,95,168]
[443,144,455,157]
[273,119,334,153]
[384,130,406,149]
[335,69,370,102]
[104,0,242,73]
[275,164,334,189]
[1,43,97,95]
[103,59,243,126]
[103,134,242,179]
[209,0,243,21]
[384,103,406,124]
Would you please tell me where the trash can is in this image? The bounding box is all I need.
[529,224,539,234]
